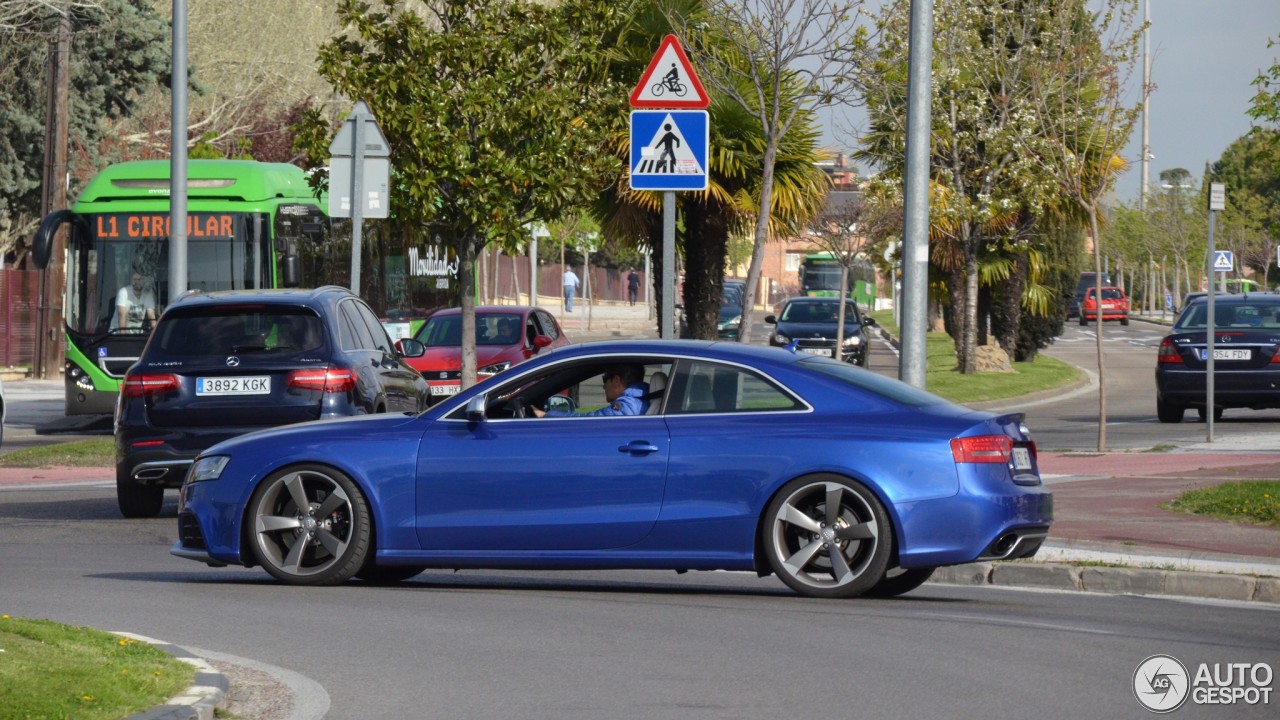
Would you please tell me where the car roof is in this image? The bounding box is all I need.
[167,285,352,310]
[1187,292,1280,305]
[553,338,809,368]
[428,306,538,317]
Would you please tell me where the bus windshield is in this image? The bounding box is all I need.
[66,211,269,337]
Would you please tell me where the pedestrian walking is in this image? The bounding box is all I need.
[627,268,641,306]
[563,268,581,312]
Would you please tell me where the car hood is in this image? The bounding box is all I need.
[202,411,423,457]
[407,345,523,373]
[776,320,864,337]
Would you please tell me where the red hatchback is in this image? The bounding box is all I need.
[1078,286,1130,326]
[403,306,570,403]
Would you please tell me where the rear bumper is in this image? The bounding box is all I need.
[1156,367,1280,409]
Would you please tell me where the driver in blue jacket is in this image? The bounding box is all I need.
[533,364,649,417]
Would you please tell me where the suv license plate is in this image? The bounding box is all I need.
[801,348,833,357]
[197,376,271,396]
[1012,447,1032,471]
[1198,349,1250,361]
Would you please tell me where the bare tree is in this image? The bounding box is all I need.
[0,0,102,31]
[671,0,867,342]
[803,189,898,345]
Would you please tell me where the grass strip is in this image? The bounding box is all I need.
[1167,481,1280,526]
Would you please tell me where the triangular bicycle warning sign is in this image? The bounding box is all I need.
[629,34,710,109]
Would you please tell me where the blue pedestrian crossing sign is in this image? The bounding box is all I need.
[629,110,708,191]
[1213,250,1233,272]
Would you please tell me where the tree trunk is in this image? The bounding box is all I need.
[960,252,979,374]
[683,197,728,340]
[737,140,780,343]
[1088,206,1107,451]
[993,252,1027,354]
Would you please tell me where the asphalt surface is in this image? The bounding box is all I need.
[3,300,1278,718]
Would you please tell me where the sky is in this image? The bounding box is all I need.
[822,0,1280,204]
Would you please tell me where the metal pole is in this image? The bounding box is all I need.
[1206,183,1225,442]
[661,191,676,339]
[349,108,365,294]
[530,234,538,306]
[899,0,934,388]
[169,0,188,300]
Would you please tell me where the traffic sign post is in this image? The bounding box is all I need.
[628,35,710,339]
[328,101,391,294]
[1205,182,1226,442]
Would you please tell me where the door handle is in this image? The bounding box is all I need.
[618,441,660,455]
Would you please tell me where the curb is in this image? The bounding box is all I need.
[116,633,229,720]
[929,561,1280,604]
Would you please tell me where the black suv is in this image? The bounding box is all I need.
[115,286,429,517]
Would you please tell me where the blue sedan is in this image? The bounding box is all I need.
[173,340,1052,599]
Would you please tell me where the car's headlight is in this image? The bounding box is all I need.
[773,332,791,344]
[478,361,512,377]
[842,334,862,346]
[188,455,230,484]
[719,315,742,330]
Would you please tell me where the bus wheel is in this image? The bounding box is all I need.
[117,465,164,518]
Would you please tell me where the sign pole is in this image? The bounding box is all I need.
[349,107,366,294]
[661,191,675,339]
[1206,182,1225,442]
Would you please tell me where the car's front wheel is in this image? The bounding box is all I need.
[248,464,371,585]
[116,464,164,518]
[762,474,892,599]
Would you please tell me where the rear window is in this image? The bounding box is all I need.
[799,357,949,408]
[1175,300,1280,330]
[151,306,325,356]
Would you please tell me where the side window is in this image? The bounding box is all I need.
[339,301,376,350]
[354,300,393,352]
[535,310,559,341]
[674,360,802,414]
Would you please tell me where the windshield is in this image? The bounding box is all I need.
[64,212,269,336]
[415,312,526,347]
[781,301,860,323]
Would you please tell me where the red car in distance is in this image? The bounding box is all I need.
[402,306,570,403]
[1079,286,1130,326]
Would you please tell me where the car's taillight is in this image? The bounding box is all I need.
[122,373,181,397]
[950,435,1013,464]
[1157,338,1184,364]
[1271,350,1280,364]
[287,367,356,393]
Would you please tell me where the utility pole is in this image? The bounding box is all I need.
[899,0,934,389]
[36,7,72,380]
[1140,0,1152,315]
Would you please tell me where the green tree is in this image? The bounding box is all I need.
[0,0,169,264]
[304,0,624,388]
[857,0,1069,373]
[1211,130,1280,286]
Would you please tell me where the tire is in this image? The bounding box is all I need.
[1078,315,1088,326]
[355,564,426,584]
[116,464,164,518]
[762,474,892,599]
[248,464,371,585]
[1121,316,1130,326]
[1197,406,1224,422]
[864,566,936,598]
[1156,397,1185,423]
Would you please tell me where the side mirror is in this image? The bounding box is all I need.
[531,334,552,350]
[397,338,426,358]
[765,315,777,324]
[863,317,877,327]
[465,395,487,422]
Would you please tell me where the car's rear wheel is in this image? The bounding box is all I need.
[248,464,370,585]
[864,566,936,598]
[1121,316,1130,326]
[1197,405,1224,422]
[762,474,892,599]
[1156,397,1185,423]
[116,464,164,518]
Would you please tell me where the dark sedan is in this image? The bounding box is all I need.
[1155,293,1280,422]
[766,297,877,367]
[173,340,1050,599]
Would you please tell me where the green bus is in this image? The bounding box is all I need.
[799,251,877,309]
[31,160,332,416]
